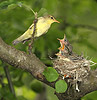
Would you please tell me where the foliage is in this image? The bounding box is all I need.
[0,0,97,100]
[55,80,67,93]
[43,67,67,93]
[43,67,59,82]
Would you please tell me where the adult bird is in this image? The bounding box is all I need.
[13,15,60,45]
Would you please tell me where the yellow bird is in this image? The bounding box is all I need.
[13,15,60,45]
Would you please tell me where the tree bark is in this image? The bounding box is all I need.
[0,37,97,100]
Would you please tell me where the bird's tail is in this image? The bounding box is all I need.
[12,31,31,45]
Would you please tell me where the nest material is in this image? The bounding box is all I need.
[53,35,91,91]
[53,56,90,82]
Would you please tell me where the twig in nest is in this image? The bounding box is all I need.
[28,12,38,54]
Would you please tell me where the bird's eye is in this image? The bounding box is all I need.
[50,16,54,19]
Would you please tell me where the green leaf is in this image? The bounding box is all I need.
[38,8,48,17]
[55,80,67,93]
[43,67,59,82]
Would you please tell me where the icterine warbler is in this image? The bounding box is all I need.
[13,15,60,45]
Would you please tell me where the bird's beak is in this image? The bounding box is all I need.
[54,19,60,23]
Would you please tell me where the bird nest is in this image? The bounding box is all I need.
[52,34,95,92]
[53,57,90,81]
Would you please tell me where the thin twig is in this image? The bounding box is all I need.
[28,12,38,54]
[17,3,36,15]
[0,74,4,87]
[23,4,36,15]
[73,24,97,31]
[0,69,5,100]
[3,65,16,97]
[64,22,97,31]
[17,3,38,54]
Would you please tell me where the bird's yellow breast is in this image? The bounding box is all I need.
[35,18,51,37]
[26,17,52,38]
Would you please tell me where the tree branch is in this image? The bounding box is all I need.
[0,37,46,78]
[0,36,97,100]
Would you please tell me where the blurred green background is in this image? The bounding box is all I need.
[0,0,97,100]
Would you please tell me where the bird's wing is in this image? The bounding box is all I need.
[29,23,34,30]
[13,23,35,45]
